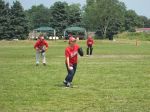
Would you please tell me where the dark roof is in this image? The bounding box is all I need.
[65,27,86,32]
[34,27,54,31]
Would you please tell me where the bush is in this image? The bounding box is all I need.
[115,32,150,41]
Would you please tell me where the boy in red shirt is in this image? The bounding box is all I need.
[34,35,48,66]
[86,36,94,55]
[63,37,83,87]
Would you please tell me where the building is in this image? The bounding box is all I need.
[136,28,150,33]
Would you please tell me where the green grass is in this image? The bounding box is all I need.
[0,39,150,112]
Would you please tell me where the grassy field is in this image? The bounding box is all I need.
[0,39,150,112]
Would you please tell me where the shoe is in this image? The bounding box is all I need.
[63,80,67,85]
[66,82,72,87]
[43,63,46,66]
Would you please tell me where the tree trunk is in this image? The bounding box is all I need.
[102,19,110,38]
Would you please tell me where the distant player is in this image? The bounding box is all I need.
[63,37,83,87]
[34,35,48,66]
[86,36,94,55]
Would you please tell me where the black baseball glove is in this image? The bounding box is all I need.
[78,47,84,56]
[41,49,45,53]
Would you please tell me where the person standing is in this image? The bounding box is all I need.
[34,35,48,66]
[63,37,83,87]
[86,36,94,55]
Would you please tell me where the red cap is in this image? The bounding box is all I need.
[69,37,76,42]
[69,37,76,44]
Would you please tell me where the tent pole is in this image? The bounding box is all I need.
[54,30,56,37]
[64,30,66,40]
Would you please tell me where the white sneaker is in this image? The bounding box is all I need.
[63,80,67,85]
[66,82,71,87]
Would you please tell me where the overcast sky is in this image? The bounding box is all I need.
[6,0,150,18]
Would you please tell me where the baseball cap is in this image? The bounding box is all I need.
[69,37,76,42]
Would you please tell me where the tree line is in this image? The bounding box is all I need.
[0,0,150,40]
[0,0,28,40]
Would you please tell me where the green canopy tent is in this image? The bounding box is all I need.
[34,27,56,37]
[64,27,86,39]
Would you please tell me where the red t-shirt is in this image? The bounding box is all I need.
[65,44,79,65]
[87,38,94,46]
[34,39,48,49]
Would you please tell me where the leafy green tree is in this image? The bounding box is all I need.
[67,4,82,27]
[84,0,126,39]
[139,16,150,28]
[147,19,150,28]
[26,5,51,30]
[86,0,96,6]
[124,10,143,32]
[49,2,68,36]
[10,1,29,40]
[0,0,11,40]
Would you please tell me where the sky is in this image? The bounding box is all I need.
[6,0,150,18]
[120,0,150,18]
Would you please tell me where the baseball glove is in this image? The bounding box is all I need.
[41,49,45,53]
[78,47,84,56]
